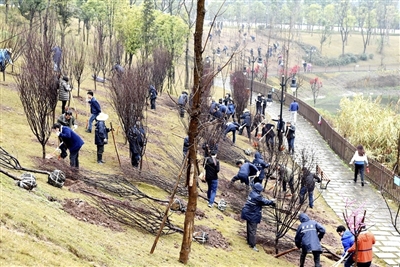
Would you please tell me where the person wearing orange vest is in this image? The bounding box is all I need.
[347,225,375,267]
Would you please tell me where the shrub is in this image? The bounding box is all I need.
[359,53,368,61]
[369,54,374,60]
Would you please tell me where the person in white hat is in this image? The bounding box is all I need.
[94,113,111,164]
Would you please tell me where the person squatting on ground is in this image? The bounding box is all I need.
[224,122,240,144]
[349,144,369,186]
[59,76,71,115]
[295,213,326,267]
[347,224,375,267]
[149,85,157,110]
[86,91,101,133]
[128,120,146,168]
[57,109,77,129]
[178,91,188,118]
[230,160,259,190]
[336,225,355,267]
[262,121,275,151]
[241,183,275,252]
[289,99,299,124]
[57,110,77,159]
[252,152,270,184]
[94,113,111,164]
[299,167,321,208]
[239,108,252,140]
[204,151,220,208]
[52,123,84,168]
[285,121,296,155]
[276,164,294,197]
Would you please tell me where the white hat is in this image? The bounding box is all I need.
[243,108,249,113]
[96,113,109,121]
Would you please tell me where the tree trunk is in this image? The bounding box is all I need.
[42,143,46,159]
[184,37,189,89]
[178,0,205,264]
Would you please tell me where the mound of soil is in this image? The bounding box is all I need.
[194,225,231,250]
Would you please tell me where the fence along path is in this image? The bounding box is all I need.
[262,88,400,266]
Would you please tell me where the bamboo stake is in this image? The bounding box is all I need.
[110,122,121,167]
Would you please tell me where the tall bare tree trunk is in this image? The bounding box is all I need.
[178,0,205,264]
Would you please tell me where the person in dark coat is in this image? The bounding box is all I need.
[224,122,240,144]
[111,63,124,76]
[52,123,84,168]
[52,46,62,72]
[255,93,262,114]
[86,91,101,133]
[336,225,355,267]
[299,168,321,208]
[94,113,111,164]
[295,213,325,267]
[223,93,231,106]
[261,95,267,115]
[241,183,275,251]
[239,108,252,139]
[59,76,71,115]
[227,100,235,121]
[277,164,294,196]
[285,121,296,155]
[272,115,285,150]
[149,85,157,110]
[57,110,77,129]
[204,151,220,208]
[178,91,188,118]
[230,160,259,189]
[127,121,146,168]
[252,152,270,184]
[183,136,190,158]
[202,139,218,158]
[262,122,275,151]
[0,48,13,72]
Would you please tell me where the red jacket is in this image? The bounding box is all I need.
[348,231,375,263]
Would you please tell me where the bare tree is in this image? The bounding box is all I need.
[152,47,172,94]
[15,33,58,159]
[178,0,206,262]
[70,37,87,97]
[230,70,249,122]
[310,77,323,106]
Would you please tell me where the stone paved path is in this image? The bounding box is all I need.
[266,101,400,267]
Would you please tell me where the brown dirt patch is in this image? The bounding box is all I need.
[194,224,231,250]
[62,198,124,232]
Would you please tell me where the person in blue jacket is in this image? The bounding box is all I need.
[183,136,190,158]
[241,183,275,252]
[252,152,270,184]
[223,122,240,144]
[52,123,84,168]
[295,213,326,267]
[336,225,355,267]
[239,108,252,139]
[227,100,236,121]
[86,91,101,133]
[230,160,259,189]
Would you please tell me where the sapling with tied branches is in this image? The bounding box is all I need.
[310,77,323,105]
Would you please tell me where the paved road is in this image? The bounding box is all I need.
[266,99,400,267]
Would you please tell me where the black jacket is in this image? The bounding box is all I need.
[204,156,220,181]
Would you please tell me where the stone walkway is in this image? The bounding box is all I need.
[266,102,400,266]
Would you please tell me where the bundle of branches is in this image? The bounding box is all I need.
[0,146,50,180]
[85,190,182,235]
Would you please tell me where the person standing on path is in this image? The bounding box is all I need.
[289,100,299,124]
[295,213,325,267]
[285,121,296,155]
[52,123,84,169]
[204,151,220,208]
[241,183,275,252]
[336,225,355,267]
[347,224,375,267]
[349,145,369,186]
[86,91,101,133]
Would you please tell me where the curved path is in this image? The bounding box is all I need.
[266,99,400,266]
